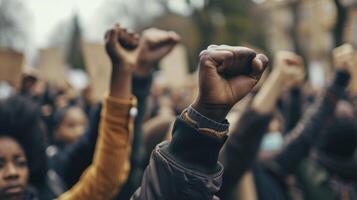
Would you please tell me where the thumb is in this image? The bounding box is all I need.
[251,54,269,80]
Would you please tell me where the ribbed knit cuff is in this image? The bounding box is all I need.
[186,106,229,133]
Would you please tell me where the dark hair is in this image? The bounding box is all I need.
[0,95,48,186]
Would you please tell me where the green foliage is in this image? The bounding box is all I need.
[66,15,85,70]
[159,0,267,71]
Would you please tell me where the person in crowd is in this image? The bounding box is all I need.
[218,51,305,200]
[56,23,140,200]
[1,18,357,200]
[51,27,181,200]
[51,105,88,145]
[0,24,143,200]
[217,50,356,200]
[0,96,48,200]
[131,45,269,199]
[46,105,88,164]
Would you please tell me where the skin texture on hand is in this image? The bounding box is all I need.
[136,28,180,76]
[252,51,305,114]
[333,43,354,71]
[192,45,269,121]
[104,24,140,100]
[104,25,180,99]
[274,51,305,89]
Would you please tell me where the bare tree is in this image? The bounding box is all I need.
[0,0,30,51]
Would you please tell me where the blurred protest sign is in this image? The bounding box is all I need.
[159,44,189,88]
[81,42,111,101]
[261,0,295,53]
[0,49,24,89]
[342,1,357,46]
[297,0,336,59]
[37,47,68,86]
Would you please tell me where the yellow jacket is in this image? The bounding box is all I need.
[58,95,136,200]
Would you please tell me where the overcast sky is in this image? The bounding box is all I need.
[25,0,103,47]
[23,0,209,49]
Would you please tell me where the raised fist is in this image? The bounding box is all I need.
[105,24,140,71]
[333,43,354,71]
[192,45,269,121]
[274,51,305,88]
[136,28,180,76]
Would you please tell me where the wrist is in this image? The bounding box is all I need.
[110,65,133,100]
[111,62,133,74]
[185,106,229,134]
[136,59,157,77]
[191,100,230,122]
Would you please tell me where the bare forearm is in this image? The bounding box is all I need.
[252,70,283,114]
[110,64,132,100]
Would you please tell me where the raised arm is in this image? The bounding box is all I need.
[52,29,180,195]
[218,51,305,199]
[58,24,140,200]
[131,45,269,200]
[121,27,180,199]
[271,69,350,176]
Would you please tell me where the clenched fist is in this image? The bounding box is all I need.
[104,24,140,99]
[105,24,140,71]
[192,45,269,121]
[136,28,180,76]
[274,51,305,88]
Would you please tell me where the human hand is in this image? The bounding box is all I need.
[192,45,269,121]
[105,24,140,72]
[274,51,305,89]
[136,28,180,76]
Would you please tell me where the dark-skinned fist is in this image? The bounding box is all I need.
[105,24,140,72]
[192,45,269,121]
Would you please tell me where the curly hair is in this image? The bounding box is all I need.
[0,95,48,186]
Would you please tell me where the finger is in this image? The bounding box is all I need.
[213,45,256,67]
[200,49,233,67]
[119,30,140,50]
[211,46,256,70]
[251,54,269,80]
[233,47,257,70]
[110,25,120,44]
[104,30,110,42]
[145,30,179,49]
[105,28,117,50]
[207,44,219,50]
[167,31,181,42]
[128,32,140,48]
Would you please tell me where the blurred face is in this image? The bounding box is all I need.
[258,116,283,161]
[55,107,87,144]
[0,137,29,200]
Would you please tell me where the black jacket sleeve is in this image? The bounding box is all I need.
[217,110,272,199]
[131,75,153,167]
[282,87,302,135]
[131,117,227,200]
[270,70,350,176]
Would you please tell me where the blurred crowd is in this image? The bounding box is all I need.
[0,14,357,200]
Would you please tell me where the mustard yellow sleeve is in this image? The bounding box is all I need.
[57,95,136,200]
